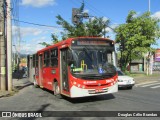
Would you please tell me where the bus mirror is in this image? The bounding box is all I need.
[67,49,74,65]
[67,59,75,66]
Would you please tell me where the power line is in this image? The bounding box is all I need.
[12,19,62,28]
[11,0,21,53]
[74,0,117,25]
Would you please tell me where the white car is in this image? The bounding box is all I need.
[117,70,135,89]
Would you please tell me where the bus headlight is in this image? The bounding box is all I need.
[73,81,77,85]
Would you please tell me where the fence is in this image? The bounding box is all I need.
[153,65,160,71]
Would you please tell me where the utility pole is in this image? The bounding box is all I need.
[0,0,6,91]
[147,0,153,75]
[148,0,150,12]
[6,0,12,91]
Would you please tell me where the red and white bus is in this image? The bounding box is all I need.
[28,37,118,98]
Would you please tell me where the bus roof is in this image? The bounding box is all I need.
[36,37,114,54]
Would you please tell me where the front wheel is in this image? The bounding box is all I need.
[54,82,62,98]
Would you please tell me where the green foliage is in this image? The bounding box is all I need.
[39,42,50,47]
[40,2,110,47]
[51,34,59,44]
[56,15,109,38]
[115,10,160,71]
[54,2,110,41]
[39,34,59,47]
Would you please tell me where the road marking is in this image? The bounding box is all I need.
[141,82,160,87]
[135,81,158,87]
[150,85,160,89]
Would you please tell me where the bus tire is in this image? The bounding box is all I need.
[54,81,62,99]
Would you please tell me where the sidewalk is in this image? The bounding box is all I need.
[0,77,32,98]
[133,73,159,84]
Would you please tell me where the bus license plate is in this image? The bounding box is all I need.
[95,89,104,93]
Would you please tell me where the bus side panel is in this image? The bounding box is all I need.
[42,67,60,91]
[42,67,49,88]
[51,67,60,91]
[35,67,40,85]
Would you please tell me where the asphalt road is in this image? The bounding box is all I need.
[0,77,160,120]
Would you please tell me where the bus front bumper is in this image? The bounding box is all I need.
[70,83,118,98]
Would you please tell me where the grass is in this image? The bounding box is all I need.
[124,71,160,78]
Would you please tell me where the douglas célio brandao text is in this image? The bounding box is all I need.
[118,112,158,117]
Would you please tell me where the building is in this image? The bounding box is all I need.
[153,49,160,71]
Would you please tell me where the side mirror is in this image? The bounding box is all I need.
[67,59,75,66]
[67,49,75,66]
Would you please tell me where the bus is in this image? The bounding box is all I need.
[28,37,118,98]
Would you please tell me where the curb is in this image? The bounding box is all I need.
[0,90,17,98]
[0,83,33,98]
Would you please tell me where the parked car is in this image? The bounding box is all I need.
[117,70,135,89]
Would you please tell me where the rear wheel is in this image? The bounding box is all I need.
[54,82,62,98]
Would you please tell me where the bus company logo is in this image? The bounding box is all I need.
[106,79,114,83]
[2,112,11,117]
[83,81,97,84]
[1,112,42,118]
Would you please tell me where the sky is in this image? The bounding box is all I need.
[12,0,160,54]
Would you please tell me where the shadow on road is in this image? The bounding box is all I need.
[14,82,33,90]
[42,88,116,103]
[118,87,133,90]
[63,94,115,104]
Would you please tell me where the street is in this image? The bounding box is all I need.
[0,76,160,119]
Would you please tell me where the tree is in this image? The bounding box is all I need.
[53,3,109,40]
[40,2,110,47]
[56,15,109,39]
[39,42,50,47]
[115,10,160,71]
[39,33,59,47]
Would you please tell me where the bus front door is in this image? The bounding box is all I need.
[60,48,69,92]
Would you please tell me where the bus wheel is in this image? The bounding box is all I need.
[54,82,62,98]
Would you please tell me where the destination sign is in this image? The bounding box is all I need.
[76,40,110,46]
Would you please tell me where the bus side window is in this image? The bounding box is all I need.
[51,48,58,67]
[35,54,38,67]
[33,54,35,67]
[44,51,50,67]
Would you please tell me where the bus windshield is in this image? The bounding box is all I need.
[69,46,117,80]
